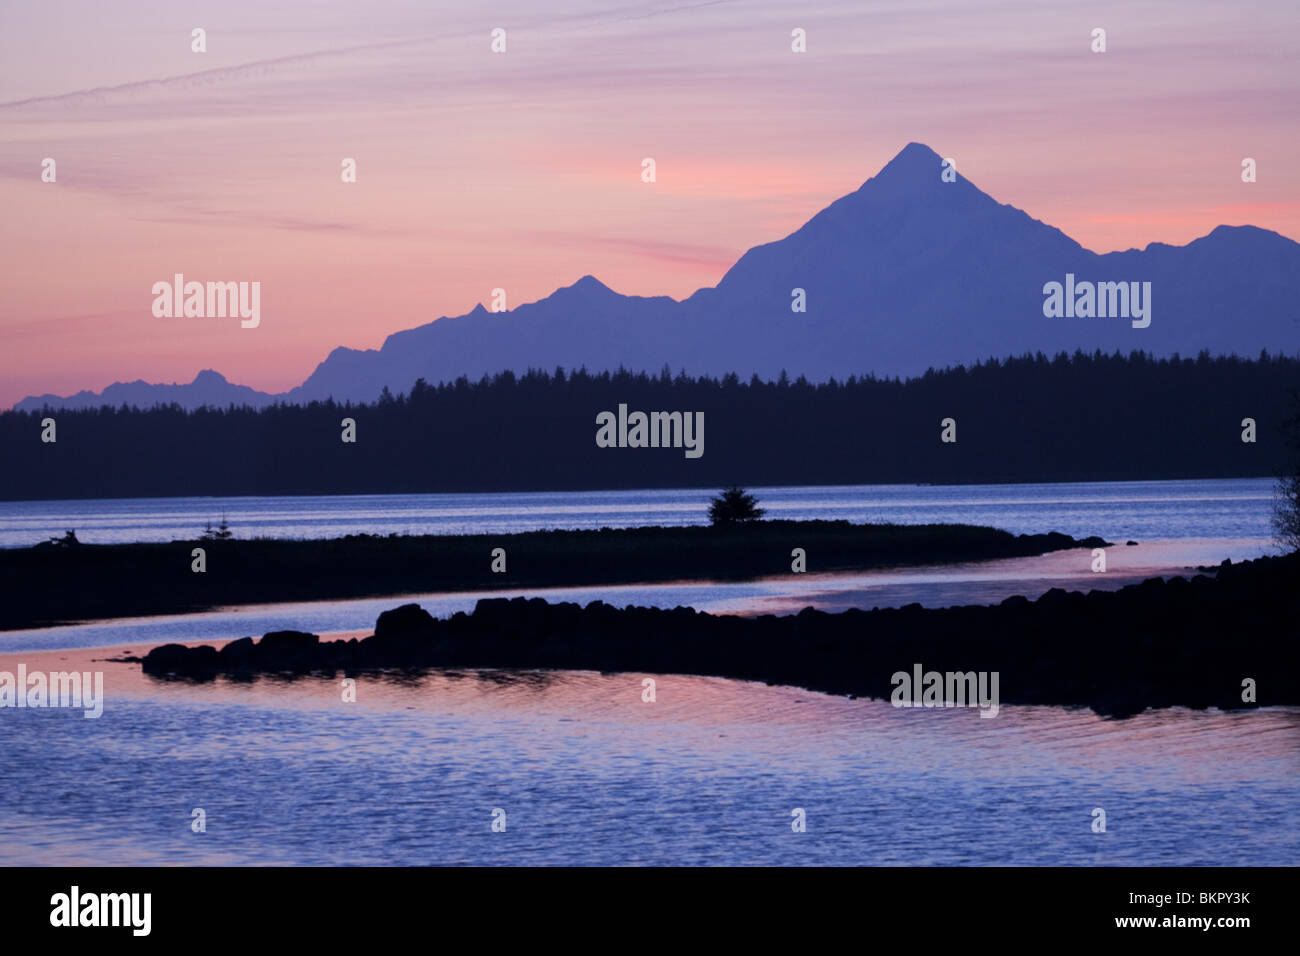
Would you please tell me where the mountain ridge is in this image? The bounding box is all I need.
[15,142,1300,411]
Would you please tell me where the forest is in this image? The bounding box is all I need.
[2,350,1296,500]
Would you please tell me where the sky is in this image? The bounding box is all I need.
[1,0,1297,407]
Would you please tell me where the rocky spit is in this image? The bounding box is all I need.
[141,551,1300,718]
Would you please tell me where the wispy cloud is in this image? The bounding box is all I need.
[1,0,1297,406]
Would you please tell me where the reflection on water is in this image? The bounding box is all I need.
[0,477,1277,547]
[1,479,1289,865]
[0,647,1295,865]
[0,537,1270,654]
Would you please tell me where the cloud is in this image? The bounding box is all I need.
[0,37,423,112]
[523,230,737,271]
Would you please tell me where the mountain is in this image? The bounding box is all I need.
[16,142,1300,410]
[14,370,279,413]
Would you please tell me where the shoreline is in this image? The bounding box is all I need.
[0,471,1282,508]
[138,550,1300,719]
[0,520,1105,631]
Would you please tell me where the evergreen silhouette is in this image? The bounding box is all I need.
[709,487,765,525]
[2,350,1296,500]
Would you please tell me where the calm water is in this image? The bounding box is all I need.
[0,651,1295,866]
[0,478,1277,547]
[0,478,1276,651]
[0,537,1271,654]
[0,478,1292,866]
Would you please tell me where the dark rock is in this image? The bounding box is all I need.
[142,642,219,678]
[258,630,319,651]
[375,603,435,639]
[254,630,320,669]
[142,643,196,674]
[134,551,1300,719]
[218,637,255,664]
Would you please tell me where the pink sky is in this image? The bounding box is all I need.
[1,0,1298,407]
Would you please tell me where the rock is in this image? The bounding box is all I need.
[218,637,255,665]
[375,603,435,639]
[259,630,319,650]
[255,630,320,669]
[142,642,218,677]
[132,550,1300,719]
[142,643,195,674]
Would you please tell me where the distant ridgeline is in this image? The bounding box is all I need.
[2,351,1296,500]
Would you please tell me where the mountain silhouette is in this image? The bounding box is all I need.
[17,369,279,412]
[17,142,1300,410]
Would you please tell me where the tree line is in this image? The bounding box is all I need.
[2,350,1296,500]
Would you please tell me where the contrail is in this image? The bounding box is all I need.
[0,36,425,111]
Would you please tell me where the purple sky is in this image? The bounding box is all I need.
[1,0,1297,406]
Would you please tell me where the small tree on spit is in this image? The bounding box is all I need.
[708,487,766,526]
